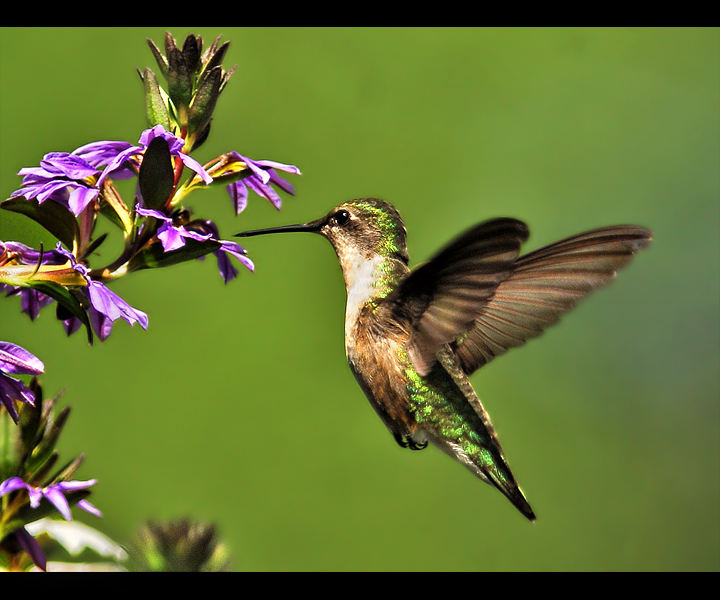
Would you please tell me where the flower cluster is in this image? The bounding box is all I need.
[1,33,299,346]
[1,31,299,571]
[0,374,101,571]
[0,341,44,423]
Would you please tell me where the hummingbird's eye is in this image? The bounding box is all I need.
[333,210,351,226]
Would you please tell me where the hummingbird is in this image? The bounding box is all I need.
[236,198,652,521]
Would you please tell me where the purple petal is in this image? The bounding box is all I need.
[62,316,83,337]
[135,206,170,222]
[267,169,296,196]
[0,375,35,421]
[215,251,239,284]
[0,386,20,423]
[54,479,97,492]
[3,241,67,266]
[0,373,36,402]
[178,227,213,243]
[214,241,254,283]
[179,153,213,185]
[39,152,97,180]
[27,486,43,509]
[157,222,187,252]
[76,499,102,518]
[44,487,72,521]
[15,527,47,571]
[88,308,114,342]
[73,140,135,168]
[86,282,148,330]
[21,289,55,321]
[239,155,272,184]
[0,341,44,375]
[67,185,100,216]
[140,124,184,153]
[0,476,28,496]
[97,145,141,187]
[227,181,248,215]
[34,179,74,203]
[245,176,282,210]
[250,159,301,176]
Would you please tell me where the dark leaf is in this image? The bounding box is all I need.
[127,237,221,272]
[146,38,168,79]
[138,136,174,211]
[188,66,221,139]
[181,34,201,75]
[166,34,193,110]
[1,197,78,249]
[203,40,230,74]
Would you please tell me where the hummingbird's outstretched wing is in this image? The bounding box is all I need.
[454,225,653,376]
[388,218,530,376]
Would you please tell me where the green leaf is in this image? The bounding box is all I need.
[1,197,78,249]
[138,136,174,211]
[141,67,172,131]
[127,238,221,272]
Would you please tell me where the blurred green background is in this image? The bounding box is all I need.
[1,27,718,571]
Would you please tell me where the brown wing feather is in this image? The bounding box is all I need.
[455,225,653,375]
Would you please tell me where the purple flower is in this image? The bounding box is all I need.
[0,240,68,267]
[225,153,300,214]
[56,244,148,338]
[11,152,100,216]
[73,140,136,179]
[95,125,212,188]
[1,240,66,320]
[0,341,44,423]
[0,477,101,521]
[214,240,254,283]
[135,206,212,252]
[185,219,254,283]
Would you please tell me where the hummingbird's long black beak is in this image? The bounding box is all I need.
[235,218,324,238]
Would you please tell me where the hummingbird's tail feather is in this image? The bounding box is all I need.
[431,433,536,521]
[427,348,536,521]
[484,466,536,522]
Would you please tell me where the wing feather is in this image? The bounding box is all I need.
[455,225,653,375]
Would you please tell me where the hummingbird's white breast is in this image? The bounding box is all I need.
[343,253,385,355]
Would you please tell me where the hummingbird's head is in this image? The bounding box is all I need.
[318,198,409,265]
[236,198,409,265]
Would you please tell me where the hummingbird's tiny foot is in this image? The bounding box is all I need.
[393,432,428,451]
